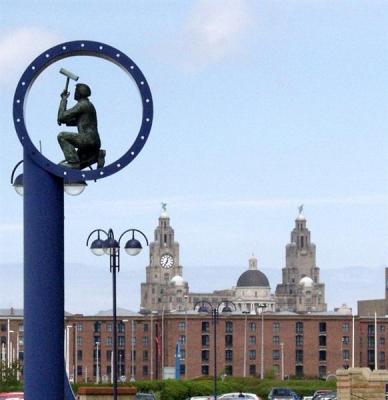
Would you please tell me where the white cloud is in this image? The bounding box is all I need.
[0,27,61,86]
[0,223,22,232]
[179,0,253,70]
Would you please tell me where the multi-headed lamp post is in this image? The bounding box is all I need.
[86,228,148,400]
[194,300,236,400]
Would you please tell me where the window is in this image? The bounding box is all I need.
[249,336,256,345]
[143,323,149,332]
[319,350,326,361]
[319,336,327,347]
[225,365,233,376]
[77,336,83,346]
[319,365,327,379]
[142,336,148,347]
[118,336,125,347]
[367,350,374,364]
[319,322,326,333]
[107,322,112,332]
[202,321,209,333]
[249,350,256,360]
[179,335,186,346]
[181,349,186,360]
[131,350,136,361]
[178,321,186,331]
[94,336,100,345]
[342,322,349,332]
[273,322,280,333]
[343,350,350,360]
[296,349,303,363]
[77,350,82,362]
[0,324,6,332]
[368,325,375,335]
[380,325,385,333]
[106,337,112,346]
[202,350,209,362]
[272,350,280,360]
[18,324,24,332]
[226,321,233,333]
[225,350,233,362]
[94,322,101,333]
[143,350,148,361]
[380,337,385,345]
[368,337,375,348]
[143,365,148,376]
[249,322,256,332]
[249,364,256,376]
[201,365,209,375]
[106,350,112,361]
[118,322,125,333]
[77,365,83,376]
[225,334,233,347]
[272,336,280,345]
[296,322,303,334]
[342,336,350,345]
[380,351,385,362]
[296,335,303,346]
[202,335,209,346]
[180,364,186,375]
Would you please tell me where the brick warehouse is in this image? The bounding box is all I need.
[1,207,385,381]
[1,309,387,382]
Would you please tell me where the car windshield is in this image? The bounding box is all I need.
[273,389,292,395]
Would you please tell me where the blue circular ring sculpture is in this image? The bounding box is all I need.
[13,40,153,181]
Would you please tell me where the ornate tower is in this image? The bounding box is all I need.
[275,206,326,312]
[140,204,188,312]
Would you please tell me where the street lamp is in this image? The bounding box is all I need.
[194,300,237,400]
[11,160,87,196]
[87,228,148,400]
[256,303,267,379]
[242,310,250,378]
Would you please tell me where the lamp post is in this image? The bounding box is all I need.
[87,228,148,400]
[184,295,188,378]
[280,342,284,380]
[194,300,236,400]
[130,319,136,382]
[65,325,72,379]
[95,341,100,384]
[256,303,267,379]
[242,310,249,378]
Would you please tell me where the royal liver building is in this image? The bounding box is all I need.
[275,207,327,312]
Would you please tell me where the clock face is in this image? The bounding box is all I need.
[160,254,174,269]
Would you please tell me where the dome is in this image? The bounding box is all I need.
[299,276,313,288]
[296,213,306,221]
[237,269,269,287]
[170,275,184,286]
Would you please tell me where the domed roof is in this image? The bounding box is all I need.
[237,269,269,287]
[170,275,184,286]
[299,276,313,288]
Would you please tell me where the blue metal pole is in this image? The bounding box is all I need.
[23,151,65,399]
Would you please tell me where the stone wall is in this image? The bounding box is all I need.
[337,367,388,400]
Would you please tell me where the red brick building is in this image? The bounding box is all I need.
[2,308,387,382]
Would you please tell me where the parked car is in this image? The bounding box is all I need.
[0,394,24,400]
[302,397,313,400]
[135,393,156,400]
[312,391,335,400]
[219,393,261,400]
[268,388,297,400]
[312,393,336,400]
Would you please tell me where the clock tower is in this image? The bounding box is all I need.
[140,204,187,312]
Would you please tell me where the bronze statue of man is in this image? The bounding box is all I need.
[57,83,105,169]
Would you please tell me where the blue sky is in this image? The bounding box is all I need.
[0,0,387,313]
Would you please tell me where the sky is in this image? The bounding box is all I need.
[0,0,387,314]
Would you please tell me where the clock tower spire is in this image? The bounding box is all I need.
[140,204,187,312]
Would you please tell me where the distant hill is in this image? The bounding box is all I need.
[0,263,386,315]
